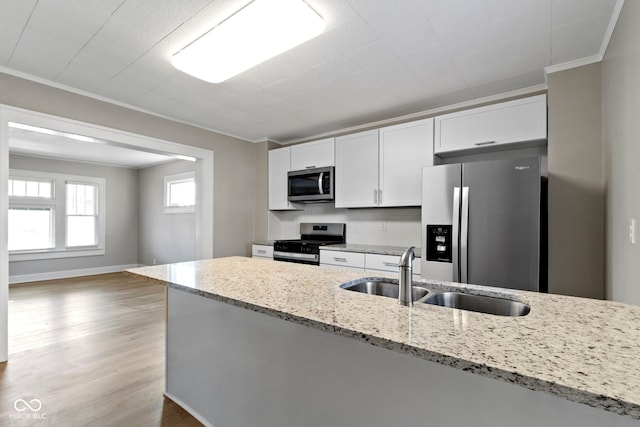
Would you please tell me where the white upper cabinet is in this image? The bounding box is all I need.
[335,130,380,208]
[434,94,547,155]
[290,138,335,170]
[268,147,297,210]
[379,118,434,206]
[335,119,434,208]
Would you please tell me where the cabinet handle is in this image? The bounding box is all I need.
[474,140,496,146]
[333,257,347,262]
[305,165,316,169]
[374,189,378,204]
[383,262,398,267]
[257,250,266,254]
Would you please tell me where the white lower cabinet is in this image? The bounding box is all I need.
[365,253,422,278]
[320,250,421,278]
[319,250,365,271]
[252,244,273,259]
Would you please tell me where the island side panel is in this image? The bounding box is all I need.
[165,287,637,427]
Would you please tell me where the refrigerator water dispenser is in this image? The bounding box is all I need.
[426,225,452,263]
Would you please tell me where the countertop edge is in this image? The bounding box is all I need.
[126,269,640,420]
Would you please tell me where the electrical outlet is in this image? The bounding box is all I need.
[153,257,157,265]
[630,219,636,245]
[381,221,387,231]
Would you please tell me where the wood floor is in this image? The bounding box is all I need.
[0,273,202,426]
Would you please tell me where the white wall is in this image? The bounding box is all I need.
[138,160,196,266]
[269,204,421,248]
[8,154,138,280]
[602,0,640,305]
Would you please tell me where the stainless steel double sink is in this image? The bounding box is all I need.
[340,278,530,317]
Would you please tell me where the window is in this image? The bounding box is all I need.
[8,177,53,199]
[8,170,105,261]
[8,207,54,251]
[8,176,55,252]
[66,182,97,247]
[165,172,195,213]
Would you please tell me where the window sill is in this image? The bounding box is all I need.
[9,247,105,262]
[164,206,195,214]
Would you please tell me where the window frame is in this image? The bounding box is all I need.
[164,171,196,214]
[9,169,106,262]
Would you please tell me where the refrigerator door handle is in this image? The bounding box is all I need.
[452,187,461,282]
[460,187,470,283]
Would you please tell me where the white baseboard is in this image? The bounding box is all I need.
[9,264,142,285]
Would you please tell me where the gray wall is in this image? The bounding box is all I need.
[0,72,258,258]
[138,160,195,266]
[8,154,138,276]
[253,141,272,244]
[547,63,605,299]
[602,0,640,305]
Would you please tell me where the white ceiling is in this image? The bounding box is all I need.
[0,0,621,144]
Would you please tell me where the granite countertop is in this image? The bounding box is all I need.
[127,257,640,420]
[320,243,422,257]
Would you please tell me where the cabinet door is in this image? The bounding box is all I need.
[320,250,365,269]
[434,94,547,155]
[365,253,422,276]
[290,138,335,170]
[379,118,434,206]
[252,245,273,259]
[365,253,400,273]
[268,147,297,210]
[335,130,379,208]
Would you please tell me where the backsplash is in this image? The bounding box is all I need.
[268,203,421,248]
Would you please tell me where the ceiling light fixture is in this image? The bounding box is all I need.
[9,122,101,143]
[171,0,325,83]
[173,154,197,162]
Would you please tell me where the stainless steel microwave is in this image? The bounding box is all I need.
[287,166,334,202]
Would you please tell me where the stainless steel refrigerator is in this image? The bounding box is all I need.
[421,156,547,292]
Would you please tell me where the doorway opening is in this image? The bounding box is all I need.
[0,105,214,361]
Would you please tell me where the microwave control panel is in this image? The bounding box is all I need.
[426,225,452,263]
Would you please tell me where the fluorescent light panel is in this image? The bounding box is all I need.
[172,0,325,83]
[8,122,100,143]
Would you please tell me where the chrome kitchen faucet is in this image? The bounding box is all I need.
[398,246,416,306]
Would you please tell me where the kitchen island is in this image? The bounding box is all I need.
[128,257,640,427]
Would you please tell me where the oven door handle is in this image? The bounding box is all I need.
[273,251,319,262]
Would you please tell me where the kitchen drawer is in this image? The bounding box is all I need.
[252,244,273,258]
[365,253,400,272]
[365,253,421,275]
[320,263,364,272]
[320,250,365,269]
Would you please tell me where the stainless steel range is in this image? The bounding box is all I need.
[274,223,346,265]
